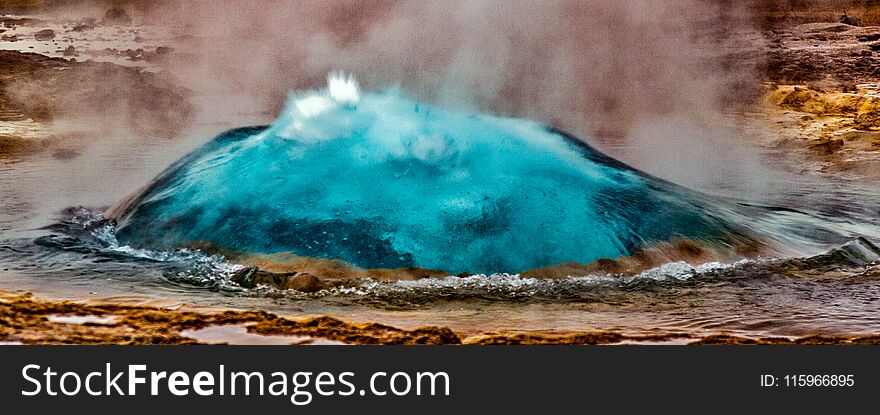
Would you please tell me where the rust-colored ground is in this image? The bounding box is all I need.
[0,290,460,345]
[3,291,879,345]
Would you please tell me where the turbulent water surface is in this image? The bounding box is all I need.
[2,77,880,340]
[110,75,765,274]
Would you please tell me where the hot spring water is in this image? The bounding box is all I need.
[108,73,757,274]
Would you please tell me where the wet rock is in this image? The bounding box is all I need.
[839,13,860,27]
[0,109,26,122]
[143,46,173,63]
[230,267,326,293]
[772,138,798,149]
[0,50,194,138]
[799,237,880,269]
[837,237,880,265]
[0,135,37,156]
[102,6,132,25]
[763,24,880,88]
[33,29,54,41]
[229,267,258,286]
[807,23,852,33]
[853,112,880,131]
[61,45,76,57]
[809,139,844,155]
[0,34,18,42]
[0,17,37,27]
[468,332,624,345]
[51,148,79,160]
[71,18,96,32]
[277,273,324,292]
[0,289,463,345]
[121,48,145,61]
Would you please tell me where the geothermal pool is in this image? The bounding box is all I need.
[109,74,762,274]
[2,75,880,340]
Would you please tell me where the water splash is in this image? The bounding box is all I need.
[109,74,758,274]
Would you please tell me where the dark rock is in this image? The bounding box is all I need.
[773,138,797,149]
[0,17,37,28]
[279,273,324,292]
[71,18,96,32]
[230,266,326,292]
[103,6,132,25]
[809,139,844,155]
[857,34,880,42]
[121,48,145,61]
[143,46,173,63]
[229,266,258,286]
[839,14,860,27]
[853,112,880,131]
[33,29,54,41]
[61,45,76,57]
[805,23,851,33]
[51,148,80,160]
[801,237,880,269]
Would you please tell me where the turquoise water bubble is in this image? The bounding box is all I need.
[112,74,744,274]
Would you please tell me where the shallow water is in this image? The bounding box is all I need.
[0,15,170,71]
[46,314,119,325]
[2,136,880,339]
[181,325,346,345]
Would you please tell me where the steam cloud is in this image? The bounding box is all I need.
[141,0,767,192]
[7,0,774,210]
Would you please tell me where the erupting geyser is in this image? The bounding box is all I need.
[109,73,749,274]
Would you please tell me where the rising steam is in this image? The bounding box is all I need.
[6,1,775,218]
[136,0,767,192]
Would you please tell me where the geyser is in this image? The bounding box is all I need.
[109,73,747,274]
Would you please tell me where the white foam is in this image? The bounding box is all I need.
[327,71,360,104]
[294,95,333,118]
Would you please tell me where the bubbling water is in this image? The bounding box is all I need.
[109,73,758,274]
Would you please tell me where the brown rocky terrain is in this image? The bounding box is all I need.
[764,23,880,86]
[1,2,193,158]
[0,290,461,345]
[0,50,192,154]
[701,1,880,179]
[755,20,880,178]
[2,290,879,345]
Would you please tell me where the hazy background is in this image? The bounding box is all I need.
[4,0,875,203]
[142,0,766,192]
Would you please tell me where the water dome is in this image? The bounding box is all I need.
[109,73,747,274]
